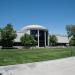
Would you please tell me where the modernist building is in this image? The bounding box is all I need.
[14,25,49,47]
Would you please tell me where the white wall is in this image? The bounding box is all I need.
[14,29,30,42]
[56,35,69,43]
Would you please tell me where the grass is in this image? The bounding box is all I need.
[0,47,75,66]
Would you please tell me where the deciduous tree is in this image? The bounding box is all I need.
[1,24,16,48]
[49,35,57,46]
[66,25,75,46]
[20,34,36,48]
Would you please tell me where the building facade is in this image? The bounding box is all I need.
[14,25,49,47]
[56,35,69,46]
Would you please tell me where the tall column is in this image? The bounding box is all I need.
[44,31,46,47]
[48,34,49,46]
[38,30,39,47]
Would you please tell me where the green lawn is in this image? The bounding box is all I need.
[0,47,75,66]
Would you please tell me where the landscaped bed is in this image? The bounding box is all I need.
[0,47,75,66]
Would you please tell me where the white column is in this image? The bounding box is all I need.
[48,34,49,46]
[38,30,39,47]
[44,31,46,47]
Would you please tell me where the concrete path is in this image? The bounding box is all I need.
[0,57,75,75]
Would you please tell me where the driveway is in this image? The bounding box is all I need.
[0,57,75,75]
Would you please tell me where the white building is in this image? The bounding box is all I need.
[56,35,69,46]
[14,25,69,47]
[14,25,49,47]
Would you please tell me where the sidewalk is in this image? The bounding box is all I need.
[0,57,75,75]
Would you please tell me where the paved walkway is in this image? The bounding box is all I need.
[0,57,75,75]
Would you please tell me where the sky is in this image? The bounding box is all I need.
[0,0,75,35]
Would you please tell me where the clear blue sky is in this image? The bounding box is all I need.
[0,0,75,35]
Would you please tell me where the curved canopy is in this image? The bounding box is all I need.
[19,25,48,32]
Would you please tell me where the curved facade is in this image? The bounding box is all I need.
[15,25,49,47]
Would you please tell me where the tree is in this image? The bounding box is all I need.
[1,24,16,48]
[0,28,2,42]
[0,28,1,32]
[66,25,75,46]
[69,36,75,46]
[20,34,36,48]
[66,25,75,37]
[49,35,57,46]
